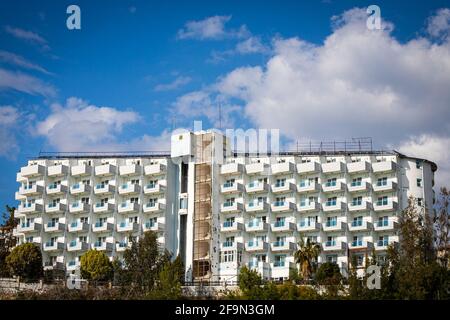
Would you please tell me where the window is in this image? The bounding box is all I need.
[352,196,362,206]
[326,178,337,187]
[326,255,337,264]
[326,197,337,206]
[351,177,362,187]
[377,177,387,186]
[418,198,423,206]
[417,178,422,187]
[416,159,422,169]
[275,178,286,187]
[377,196,388,206]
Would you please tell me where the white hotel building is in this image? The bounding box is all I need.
[13,130,436,282]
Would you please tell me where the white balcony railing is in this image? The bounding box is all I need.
[297,161,321,174]
[372,160,396,173]
[94,164,116,176]
[119,164,141,176]
[47,164,68,177]
[71,164,92,176]
[220,163,244,175]
[144,163,166,176]
[245,162,267,175]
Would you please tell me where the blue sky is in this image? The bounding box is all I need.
[1,0,450,217]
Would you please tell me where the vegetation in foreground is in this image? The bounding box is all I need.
[0,190,449,300]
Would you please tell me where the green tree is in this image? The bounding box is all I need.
[315,262,342,285]
[152,258,184,299]
[294,238,321,282]
[121,231,170,292]
[0,205,18,277]
[80,250,113,282]
[6,243,42,280]
[435,187,449,269]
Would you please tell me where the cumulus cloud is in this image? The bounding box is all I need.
[177,15,249,40]
[35,97,141,151]
[235,36,269,54]
[175,7,450,185]
[397,135,450,189]
[0,50,52,75]
[154,76,191,91]
[0,68,56,96]
[427,8,450,40]
[0,106,20,159]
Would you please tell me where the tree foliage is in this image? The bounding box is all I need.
[316,262,342,285]
[294,238,321,282]
[0,205,18,277]
[6,243,42,280]
[80,250,113,282]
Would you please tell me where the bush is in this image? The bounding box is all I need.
[6,243,43,280]
[80,250,113,282]
[315,262,342,285]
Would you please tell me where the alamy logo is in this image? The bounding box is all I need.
[366,265,381,289]
[66,5,81,30]
[66,270,82,289]
[366,5,381,30]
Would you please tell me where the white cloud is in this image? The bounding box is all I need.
[235,36,269,54]
[177,15,249,40]
[176,7,450,185]
[0,106,20,159]
[0,50,52,75]
[154,76,191,91]
[35,97,141,152]
[4,26,50,50]
[397,135,450,189]
[0,68,56,96]
[427,8,450,40]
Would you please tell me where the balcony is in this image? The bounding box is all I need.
[271,162,295,175]
[71,164,92,176]
[373,181,397,193]
[348,220,372,232]
[220,202,243,213]
[67,240,89,252]
[271,241,296,252]
[245,201,269,213]
[322,162,344,174]
[246,181,269,193]
[93,202,114,213]
[17,222,41,233]
[322,240,346,252]
[373,201,398,212]
[16,172,26,183]
[271,182,296,194]
[322,181,346,193]
[117,202,139,214]
[116,242,132,252]
[92,222,114,233]
[221,182,244,194]
[297,181,320,193]
[20,186,44,199]
[246,241,269,252]
[375,240,396,251]
[67,221,89,233]
[298,202,321,212]
[322,221,345,232]
[143,221,165,232]
[44,261,65,270]
[143,183,165,194]
[220,163,244,175]
[118,183,140,195]
[372,160,396,173]
[144,163,166,176]
[348,201,372,212]
[47,164,68,177]
[220,221,245,232]
[117,222,139,233]
[347,161,370,174]
[297,161,320,175]
[348,181,370,193]
[245,221,269,232]
[18,203,43,214]
[95,164,116,176]
[245,162,267,175]
[45,203,66,214]
[67,260,80,270]
[20,164,45,177]
[70,183,91,195]
[271,220,296,232]
[46,184,67,195]
[94,183,115,195]
[119,164,141,176]
[44,222,65,233]
[15,191,26,201]
[373,219,398,231]
[92,241,113,251]
[69,202,91,213]
[271,261,296,279]
[350,240,373,250]
[322,201,346,212]
[297,221,321,232]
[43,241,65,252]
[220,241,244,250]
[143,202,165,213]
[271,201,296,212]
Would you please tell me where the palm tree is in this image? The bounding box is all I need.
[294,237,321,282]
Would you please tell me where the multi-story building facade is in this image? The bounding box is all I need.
[13,130,436,283]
